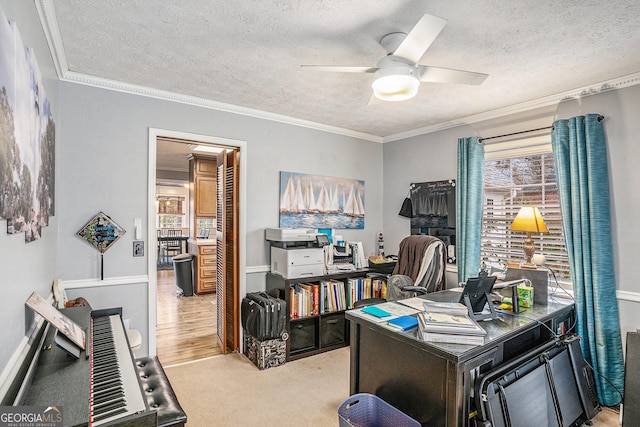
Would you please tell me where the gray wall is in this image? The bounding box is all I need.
[382,85,640,340]
[1,0,638,379]
[0,0,59,375]
[57,81,383,273]
[55,81,383,355]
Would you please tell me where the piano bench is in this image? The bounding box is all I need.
[135,356,187,427]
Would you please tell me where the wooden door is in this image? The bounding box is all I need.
[216,149,240,353]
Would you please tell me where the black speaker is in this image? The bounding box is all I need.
[623,330,640,426]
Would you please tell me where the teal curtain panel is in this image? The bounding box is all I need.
[456,137,484,283]
[551,114,624,406]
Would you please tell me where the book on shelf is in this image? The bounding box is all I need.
[417,311,487,336]
[289,282,322,318]
[320,279,346,313]
[419,329,485,346]
[386,315,419,331]
[422,300,469,315]
[346,277,387,308]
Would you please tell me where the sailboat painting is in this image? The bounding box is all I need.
[279,171,364,229]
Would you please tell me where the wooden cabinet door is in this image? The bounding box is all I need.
[195,176,216,217]
[194,244,216,294]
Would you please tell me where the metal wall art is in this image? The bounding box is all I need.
[77,212,125,279]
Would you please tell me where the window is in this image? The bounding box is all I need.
[157,214,184,229]
[481,139,571,284]
[156,195,187,229]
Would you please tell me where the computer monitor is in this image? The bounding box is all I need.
[459,275,497,320]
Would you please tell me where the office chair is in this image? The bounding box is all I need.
[355,235,447,308]
[380,235,447,301]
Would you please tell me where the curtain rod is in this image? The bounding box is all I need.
[478,115,605,144]
[478,126,552,144]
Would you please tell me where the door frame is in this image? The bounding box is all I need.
[147,128,247,356]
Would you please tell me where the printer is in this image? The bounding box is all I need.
[266,228,325,278]
[265,228,317,246]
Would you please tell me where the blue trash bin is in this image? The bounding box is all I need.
[338,393,420,427]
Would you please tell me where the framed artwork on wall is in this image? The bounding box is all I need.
[0,7,56,243]
[279,171,364,229]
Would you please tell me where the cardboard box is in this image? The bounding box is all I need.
[505,267,549,305]
[517,284,534,308]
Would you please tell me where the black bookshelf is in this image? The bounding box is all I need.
[265,269,370,361]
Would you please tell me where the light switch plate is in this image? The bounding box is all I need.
[133,241,144,257]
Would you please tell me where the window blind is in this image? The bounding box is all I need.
[481,147,571,282]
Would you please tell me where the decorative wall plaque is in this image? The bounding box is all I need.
[77,212,125,279]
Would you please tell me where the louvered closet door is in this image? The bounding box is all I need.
[216,149,240,353]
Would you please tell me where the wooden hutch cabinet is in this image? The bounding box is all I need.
[189,155,217,218]
[188,154,217,294]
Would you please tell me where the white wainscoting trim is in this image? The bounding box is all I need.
[246,265,270,274]
[617,290,640,303]
[62,275,150,289]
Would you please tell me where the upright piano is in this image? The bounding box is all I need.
[4,306,156,426]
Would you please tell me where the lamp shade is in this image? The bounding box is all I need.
[510,206,548,233]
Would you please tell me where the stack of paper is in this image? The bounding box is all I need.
[422,300,469,315]
[417,310,487,346]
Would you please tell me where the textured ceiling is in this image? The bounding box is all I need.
[49,0,640,139]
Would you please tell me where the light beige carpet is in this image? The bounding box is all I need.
[164,347,351,427]
[164,346,621,427]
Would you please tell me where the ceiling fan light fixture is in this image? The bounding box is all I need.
[372,65,420,101]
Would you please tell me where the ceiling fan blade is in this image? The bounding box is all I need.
[393,13,448,64]
[418,66,488,85]
[300,65,378,73]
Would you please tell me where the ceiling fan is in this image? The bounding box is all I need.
[301,13,488,102]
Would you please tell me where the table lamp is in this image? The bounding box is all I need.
[510,206,548,268]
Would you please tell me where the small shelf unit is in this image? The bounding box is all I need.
[266,270,371,361]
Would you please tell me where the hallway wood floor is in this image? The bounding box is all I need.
[156,270,221,366]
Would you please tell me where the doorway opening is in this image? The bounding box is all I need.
[147,129,246,366]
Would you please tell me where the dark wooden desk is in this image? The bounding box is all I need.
[345,291,575,427]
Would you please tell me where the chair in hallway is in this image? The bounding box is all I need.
[157,229,164,266]
[161,229,182,264]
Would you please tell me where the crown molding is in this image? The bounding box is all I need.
[37,0,640,145]
[383,71,640,142]
[35,0,382,143]
[35,0,68,78]
[60,70,385,143]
